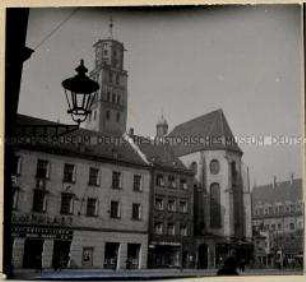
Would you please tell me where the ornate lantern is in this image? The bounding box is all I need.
[62,59,99,125]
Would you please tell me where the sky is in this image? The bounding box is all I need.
[18,5,303,186]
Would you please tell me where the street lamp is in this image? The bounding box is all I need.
[62,59,99,125]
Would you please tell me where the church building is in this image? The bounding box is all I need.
[167,109,253,268]
[84,29,128,135]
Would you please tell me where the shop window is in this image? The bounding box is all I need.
[82,247,94,267]
[127,244,140,270]
[104,243,119,269]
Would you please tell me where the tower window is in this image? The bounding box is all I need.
[93,110,97,120]
[103,49,108,56]
[117,95,121,105]
[116,74,120,85]
[112,94,116,103]
[106,110,110,120]
[116,112,120,122]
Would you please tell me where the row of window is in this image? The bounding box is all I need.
[154,197,188,213]
[259,221,303,232]
[82,242,140,268]
[155,174,188,189]
[96,47,122,73]
[106,110,121,123]
[31,189,143,220]
[18,158,143,191]
[254,202,303,217]
[105,90,121,105]
[154,221,189,236]
[108,71,121,85]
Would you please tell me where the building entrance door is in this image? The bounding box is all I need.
[52,240,71,270]
[104,242,120,269]
[23,238,43,269]
[126,244,141,269]
[198,244,208,269]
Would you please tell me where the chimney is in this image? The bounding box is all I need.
[273,176,277,188]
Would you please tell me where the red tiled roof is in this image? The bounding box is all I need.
[168,109,242,157]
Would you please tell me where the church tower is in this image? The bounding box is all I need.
[84,19,128,135]
[156,114,168,137]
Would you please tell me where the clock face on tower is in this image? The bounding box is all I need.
[210,159,220,175]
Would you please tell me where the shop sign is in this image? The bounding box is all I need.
[11,225,73,240]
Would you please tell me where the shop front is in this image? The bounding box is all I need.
[11,224,73,269]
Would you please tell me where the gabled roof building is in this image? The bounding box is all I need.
[168,109,252,269]
[251,177,304,268]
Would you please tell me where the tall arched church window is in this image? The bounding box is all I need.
[210,182,221,228]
